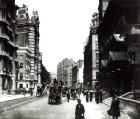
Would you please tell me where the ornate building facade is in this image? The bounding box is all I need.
[16,5,42,90]
[0,0,19,95]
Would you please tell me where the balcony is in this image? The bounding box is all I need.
[0,33,10,41]
[0,70,12,77]
[8,40,18,49]
[0,18,9,26]
[0,51,12,61]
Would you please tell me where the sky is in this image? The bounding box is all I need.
[15,0,99,73]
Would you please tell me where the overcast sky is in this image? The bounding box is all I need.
[15,0,99,73]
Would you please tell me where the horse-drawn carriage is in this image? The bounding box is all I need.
[48,86,62,104]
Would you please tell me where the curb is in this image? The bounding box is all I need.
[0,95,31,104]
[0,96,47,113]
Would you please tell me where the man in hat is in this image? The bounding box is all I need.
[75,99,85,119]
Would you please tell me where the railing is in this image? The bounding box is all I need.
[118,92,140,119]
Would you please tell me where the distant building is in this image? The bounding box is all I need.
[0,0,19,95]
[57,58,74,87]
[16,5,42,90]
[50,72,57,84]
[72,60,84,89]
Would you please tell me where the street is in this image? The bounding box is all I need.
[0,94,110,119]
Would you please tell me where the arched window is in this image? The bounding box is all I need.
[20,72,23,80]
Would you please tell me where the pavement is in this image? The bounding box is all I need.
[0,93,132,119]
[0,94,31,103]
[0,93,38,113]
[0,94,110,119]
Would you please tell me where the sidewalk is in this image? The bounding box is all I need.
[0,94,31,103]
[79,94,109,119]
[0,93,37,113]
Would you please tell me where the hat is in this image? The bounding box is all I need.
[77,99,81,102]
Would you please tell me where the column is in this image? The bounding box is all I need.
[12,61,16,93]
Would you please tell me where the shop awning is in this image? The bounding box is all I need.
[109,51,128,61]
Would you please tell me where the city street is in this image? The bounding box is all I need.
[0,94,110,119]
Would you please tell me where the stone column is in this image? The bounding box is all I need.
[38,74,41,85]
[12,61,16,94]
[0,76,2,96]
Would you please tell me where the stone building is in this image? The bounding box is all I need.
[57,58,74,87]
[72,60,84,89]
[16,5,42,90]
[97,0,140,93]
[0,0,19,95]
[83,13,99,90]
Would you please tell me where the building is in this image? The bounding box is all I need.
[57,58,74,87]
[0,0,19,95]
[72,60,84,89]
[97,0,140,94]
[83,13,99,90]
[16,5,42,90]
[50,72,57,84]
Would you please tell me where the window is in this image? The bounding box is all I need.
[19,14,25,19]
[20,72,23,80]
[26,84,28,88]
[20,63,23,68]
[128,51,136,63]
[19,84,23,88]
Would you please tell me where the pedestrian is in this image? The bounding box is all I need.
[99,89,103,103]
[95,82,100,104]
[66,91,70,102]
[30,88,33,96]
[95,90,99,104]
[75,99,85,119]
[110,88,118,98]
[86,91,89,102]
[107,97,120,119]
[90,91,93,102]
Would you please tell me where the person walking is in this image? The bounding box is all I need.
[90,91,93,102]
[75,99,85,119]
[86,91,89,102]
[107,97,120,119]
[99,89,103,103]
[66,91,70,102]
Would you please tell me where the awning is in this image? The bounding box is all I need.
[101,60,108,67]
[109,51,128,61]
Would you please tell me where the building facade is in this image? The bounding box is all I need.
[83,13,99,90]
[97,0,140,94]
[72,60,84,89]
[57,58,74,87]
[0,0,19,95]
[16,5,42,90]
